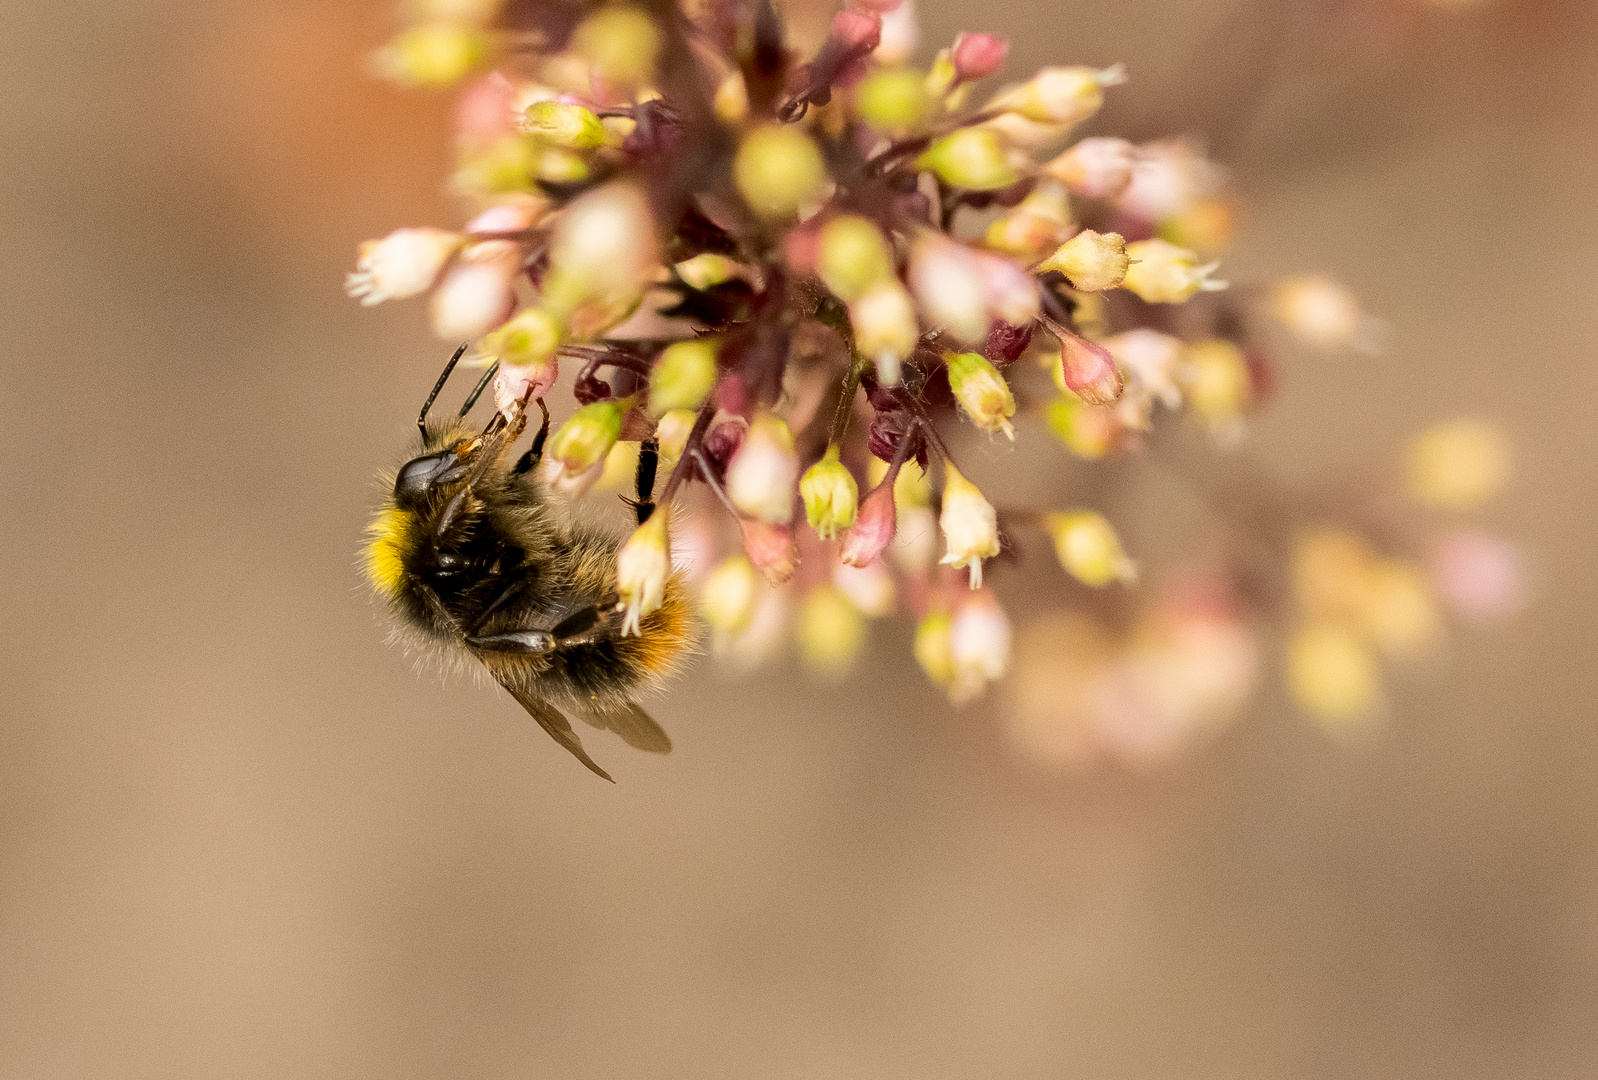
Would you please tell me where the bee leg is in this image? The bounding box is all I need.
[466,629,556,654]
[511,397,552,476]
[623,436,660,524]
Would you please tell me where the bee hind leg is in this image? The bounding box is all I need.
[620,436,660,525]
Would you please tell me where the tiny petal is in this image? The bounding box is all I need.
[519,100,612,149]
[481,307,563,367]
[1288,623,1381,727]
[493,356,560,417]
[1182,339,1252,436]
[572,5,661,90]
[1428,530,1528,624]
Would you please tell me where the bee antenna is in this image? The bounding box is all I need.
[457,360,501,420]
[418,343,470,439]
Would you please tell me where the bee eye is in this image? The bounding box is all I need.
[394,451,457,506]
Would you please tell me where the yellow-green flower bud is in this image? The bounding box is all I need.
[915,127,1019,191]
[654,407,697,472]
[987,63,1125,126]
[735,124,827,219]
[548,400,626,478]
[572,5,660,90]
[648,339,719,416]
[855,68,932,132]
[819,215,895,303]
[1122,238,1227,303]
[914,611,956,686]
[797,584,866,677]
[520,101,612,150]
[370,23,488,88]
[1035,229,1129,292]
[945,351,1017,439]
[1044,510,1136,586]
[800,445,860,539]
[481,307,563,367]
[700,553,760,636]
[674,253,739,290]
[616,506,671,637]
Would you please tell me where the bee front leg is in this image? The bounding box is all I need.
[511,398,552,476]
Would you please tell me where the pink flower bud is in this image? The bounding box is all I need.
[429,239,520,342]
[346,227,464,307]
[454,71,519,149]
[830,9,883,51]
[739,519,799,584]
[950,32,1008,82]
[1053,324,1124,405]
[839,480,898,567]
[464,199,548,236]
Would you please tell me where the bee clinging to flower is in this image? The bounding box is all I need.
[364,348,695,780]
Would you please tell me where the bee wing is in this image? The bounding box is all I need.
[496,678,614,782]
[573,701,672,755]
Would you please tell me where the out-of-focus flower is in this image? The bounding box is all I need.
[739,518,799,584]
[654,408,697,472]
[855,68,932,132]
[735,125,827,218]
[949,589,1012,703]
[370,23,489,87]
[987,64,1125,126]
[543,181,660,338]
[1045,510,1137,586]
[1046,393,1117,459]
[1294,529,1376,622]
[701,553,760,636]
[674,253,740,291]
[1405,419,1512,509]
[818,215,895,303]
[972,250,1040,327]
[616,506,671,636]
[572,5,661,91]
[1181,338,1252,438]
[909,233,991,342]
[888,504,939,574]
[429,239,520,341]
[914,610,955,686]
[1121,238,1226,303]
[1288,622,1381,726]
[1036,229,1128,292]
[1271,275,1363,350]
[727,413,799,523]
[800,446,860,539]
[875,0,919,65]
[1359,558,1441,658]
[840,478,898,568]
[916,128,1020,191]
[482,307,563,367]
[548,400,626,479]
[985,181,1073,259]
[850,279,919,385]
[520,101,613,149]
[938,463,1000,588]
[1044,137,1136,199]
[1104,329,1182,411]
[649,339,720,415]
[346,228,463,306]
[946,351,1017,438]
[714,71,749,124]
[797,584,866,676]
[1428,529,1528,624]
[1119,139,1225,225]
[834,559,896,616]
[1051,325,1124,405]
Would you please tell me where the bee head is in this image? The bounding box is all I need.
[393,435,483,509]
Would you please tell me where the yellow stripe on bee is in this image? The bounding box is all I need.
[364,506,416,598]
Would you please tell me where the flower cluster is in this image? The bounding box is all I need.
[350,0,1522,766]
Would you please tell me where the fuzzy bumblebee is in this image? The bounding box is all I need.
[364,350,695,780]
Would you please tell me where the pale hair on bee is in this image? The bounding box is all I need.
[363,346,698,781]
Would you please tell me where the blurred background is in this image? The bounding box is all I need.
[2,0,1596,1075]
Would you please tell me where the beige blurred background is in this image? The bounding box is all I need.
[2,0,1597,1076]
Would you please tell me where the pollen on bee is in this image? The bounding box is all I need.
[364,506,417,598]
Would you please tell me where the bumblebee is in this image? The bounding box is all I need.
[363,347,695,780]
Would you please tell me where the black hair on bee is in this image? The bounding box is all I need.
[363,346,695,781]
